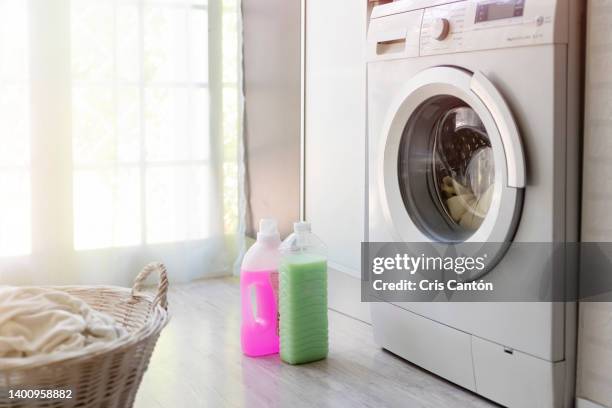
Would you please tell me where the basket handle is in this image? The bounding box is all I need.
[132,262,169,311]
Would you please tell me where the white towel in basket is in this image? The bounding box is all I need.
[0,287,126,360]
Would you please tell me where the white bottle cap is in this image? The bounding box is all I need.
[294,221,311,233]
[258,218,280,241]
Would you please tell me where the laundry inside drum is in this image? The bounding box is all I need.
[432,106,495,232]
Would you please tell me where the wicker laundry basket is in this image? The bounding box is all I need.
[0,262,170,408]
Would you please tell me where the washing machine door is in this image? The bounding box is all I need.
[379,66,525,271]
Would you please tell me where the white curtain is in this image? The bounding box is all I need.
[0,0,242,286]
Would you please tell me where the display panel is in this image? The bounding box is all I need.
[475,0,525,23]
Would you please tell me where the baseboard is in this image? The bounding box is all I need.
[577,397,609,408]
[328,267,372,324]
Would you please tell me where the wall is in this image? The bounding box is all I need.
[242,0,372,321]
[242,0,301,238]
[304,0,370,322]
[576,1,612,407]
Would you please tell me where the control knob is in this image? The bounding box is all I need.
[432,18,450,41]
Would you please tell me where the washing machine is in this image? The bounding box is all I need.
[366,0,583,406]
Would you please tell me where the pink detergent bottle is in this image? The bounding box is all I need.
[240,218,281,356]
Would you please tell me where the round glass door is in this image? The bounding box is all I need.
[378,67,526,277]
[398,96,496,242]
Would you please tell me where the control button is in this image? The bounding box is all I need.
[432,18,451,41]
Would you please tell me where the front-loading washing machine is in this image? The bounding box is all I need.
[366,0,583,407]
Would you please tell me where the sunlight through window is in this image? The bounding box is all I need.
[71,0,217,250]
[0,1,30,256]
[0,0,239,257]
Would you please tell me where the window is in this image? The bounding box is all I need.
[71,0,213,249]
[0,1,30,256]
[0,0,240,284]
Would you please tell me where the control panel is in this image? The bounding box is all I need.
[367,0,568,61]
[420,0,564,56]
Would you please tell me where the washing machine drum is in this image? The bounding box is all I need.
[380,67,525,247]
[400,103,496,241]
[435,108,495,229]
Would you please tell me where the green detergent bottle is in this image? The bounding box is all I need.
[279,222,328,364]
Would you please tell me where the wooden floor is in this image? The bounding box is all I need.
[135,277,497,408]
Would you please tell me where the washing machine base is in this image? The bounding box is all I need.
[371,302,570,407]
